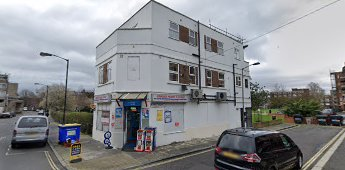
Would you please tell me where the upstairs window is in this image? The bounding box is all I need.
[234,48,240,60]
[189,30,197,46]
[245,79,249,88]
[236,76,241,87]
[206,69,212,86]
[98,66,104,84]
[205,36,212,51]
[189,66,197,85]
[98,62,112,84]
[169,62,179,82]
[169,21,179,40]
[217,41,224,55]
[219,72,225,87]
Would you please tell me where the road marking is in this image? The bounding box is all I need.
[311,129,345,170]
[135,148,214,170]
[45,151,59,170]
[302,129,345,170]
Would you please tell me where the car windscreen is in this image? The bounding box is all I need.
[218,133,254,154]
[18,117,47,128]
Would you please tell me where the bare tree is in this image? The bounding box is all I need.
[272,83,286,92]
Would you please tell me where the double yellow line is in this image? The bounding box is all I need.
[302,128,345,170]
[45,151,59,170]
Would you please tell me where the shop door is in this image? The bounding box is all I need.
[125,106,140,147]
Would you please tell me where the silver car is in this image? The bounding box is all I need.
[11,116,49,148]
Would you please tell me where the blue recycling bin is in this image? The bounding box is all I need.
[58,124,81,144]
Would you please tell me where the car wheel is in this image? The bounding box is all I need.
[11,144,17,149]
[42,142,47,147]
[295,154,303,170]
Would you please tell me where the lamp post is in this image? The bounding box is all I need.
[40,52,69,124]
[241,62,260,128]
[34,83,48,114]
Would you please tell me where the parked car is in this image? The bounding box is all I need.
[11,116,49,148]
[37,110,44,115]
[0,112,15,118]
[23,107,28,111]
[318,109,337,125]
[214,128,303,170]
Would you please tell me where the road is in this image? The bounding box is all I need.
[0,111,64,170]
[143,125,342,170]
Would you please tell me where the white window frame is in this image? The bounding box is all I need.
[234,48,240,60]
[189,66,197,85]
[169,21,179,40]
[217,41,224,55]
[219,72,225,87]
[206,69,212,87]
[236,76,242,87]
[189,30,196,46]
[245,79,249,88]
[169,62,179,82]
[107,62,112,82]
[98,66,104,84]
[206,36,211,51]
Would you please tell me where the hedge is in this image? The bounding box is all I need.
[51,111,93,135]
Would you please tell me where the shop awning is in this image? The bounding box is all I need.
[117,92,148,100]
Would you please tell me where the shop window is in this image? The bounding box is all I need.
[169,21,179,40]
[217,41,224,55]
[169,62,179,82]
[245,79,249,88]
[206,69,212,86]
[205,36,211,51]
[219,72,225,87]
[236,76,242,87]
[189,66,197,85]
[189,30,197,46]
[234,48,240,60]
[96,103,110,132]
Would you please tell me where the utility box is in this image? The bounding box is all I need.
[58,124,81,145]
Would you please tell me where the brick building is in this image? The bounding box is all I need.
[330,64,345,111]
[0,74,23,113]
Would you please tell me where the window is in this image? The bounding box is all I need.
[96,104,110,132]
[98,62,111,84]
[18,117,47,128]
[245,79,249,88]
[217,41,224,55]
[219,72,224,87]
[169,62,179,82]
[169,21,179,40]
[234,48,240,60]
[205,36,211,51]
[236,76,241,87]
[218,134,254,154]
[189,66,197,85]
[206,69,212,86]
[270,134,285,151]
[189,30,196,46]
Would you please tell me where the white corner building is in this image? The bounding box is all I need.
[93,0,252,149]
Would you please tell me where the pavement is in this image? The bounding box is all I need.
[48,123,300,170]
[0,111,63,170]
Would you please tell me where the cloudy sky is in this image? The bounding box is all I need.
[0,0,344,93]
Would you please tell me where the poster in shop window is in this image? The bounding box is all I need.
[164,110,172,123]
[115,108,122,118]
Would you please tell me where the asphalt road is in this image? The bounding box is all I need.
[144,125,342,170]
[0,111,64,170]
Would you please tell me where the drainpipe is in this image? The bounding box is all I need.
[197,21,201,91]
[233,64,237,106]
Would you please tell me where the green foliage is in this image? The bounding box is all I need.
[250,82,269,111]
[282,98,321,117]
[51,111,93,135]
[252,113,284,123]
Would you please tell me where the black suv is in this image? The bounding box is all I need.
[214,128,302,170]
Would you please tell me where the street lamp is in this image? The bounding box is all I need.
[40,52,69,124]
[241,62,260,128]
[34,83,48,114]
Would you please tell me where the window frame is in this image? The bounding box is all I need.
[98,66,104,84]
[169,21,179,40]
[245,79,249,88]
[217,41,224,55]
[234,48,240,60]
[219,72,225,87]
[169,62,179,82]
[236,76,242,87]
[107,62,112,83]
[205,36,212,51]
[206,69,212,87]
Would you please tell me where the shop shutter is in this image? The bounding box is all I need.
[103,63,108,83]
[211,38,218,53]
[179,25,189,43]
[179,64,189,84]
[212,70,219,87]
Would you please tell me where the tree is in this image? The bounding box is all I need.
[283,98,321,117]
[250,82,269,111]
[39,84,76,112]
[307,82,325,101]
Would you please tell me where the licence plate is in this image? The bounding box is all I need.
[223,151,240,159]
